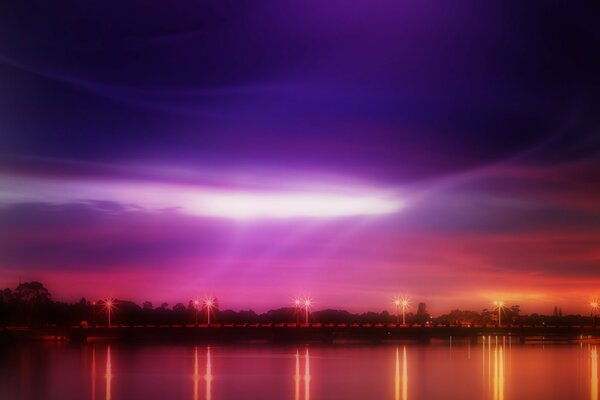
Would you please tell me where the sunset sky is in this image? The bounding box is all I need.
[1,2,599,314]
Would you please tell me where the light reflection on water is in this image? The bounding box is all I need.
[3,339,600,399]
[294,348,310,400]
[394,346,407,400]
[205,347,212,400]
[105,345,112,400]
[592,345,598,400]
[91,346,96,400]
[304,348,310,400]
[193,347,199,400]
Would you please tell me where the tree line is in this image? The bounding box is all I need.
[0,281,592,327]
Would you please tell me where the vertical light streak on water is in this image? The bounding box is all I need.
[499,346,504,400]
[591,346,598,400]
[395,347,400,400]
[105,346,112,400]
[205,347,212,400]
[509,336,512,371]
[402,346,408,400]
[295,350,301,400]
[488,335,492,386]
[468,340,471,360]
[493,345,498,400]
[482,336,486,377]
[304,348,311,400]
[91,346,96,400]
[193,347,199,400]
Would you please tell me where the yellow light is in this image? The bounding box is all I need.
[592,346,598,400]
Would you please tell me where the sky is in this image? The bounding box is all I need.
[1,1,599,314]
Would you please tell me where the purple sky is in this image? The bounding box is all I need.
[1,1,600,314]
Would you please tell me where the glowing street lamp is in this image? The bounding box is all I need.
[591,300,599,326]
[203,298,215,325]
[303,298,312,325]
[394,296,409,325]
[493,300,505,327]
[103,298,116,328]
[401,297,409,326]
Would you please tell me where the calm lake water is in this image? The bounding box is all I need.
[1,339,598,399]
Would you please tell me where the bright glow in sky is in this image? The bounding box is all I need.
[2,1,599,314]
[195,192,403,219]
[0,173,403,219]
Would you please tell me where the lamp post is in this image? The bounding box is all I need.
[401,298,409,326]
[591,301,599,326]
[103,298,115,328]
[303,298,312,325]
[204,298,214,325]
[494,300,504,327]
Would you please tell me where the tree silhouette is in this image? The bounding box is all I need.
[14,281,52,326]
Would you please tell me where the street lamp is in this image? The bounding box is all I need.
[303,298,312,325]
[591,300,599,326]
[493,300,505,327]
[204,298,215,325]
[103,298,116,328]
[401,297,409,326]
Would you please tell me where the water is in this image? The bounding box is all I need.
[0,339,597,399]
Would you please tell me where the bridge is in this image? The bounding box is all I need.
[2,323,599,344]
